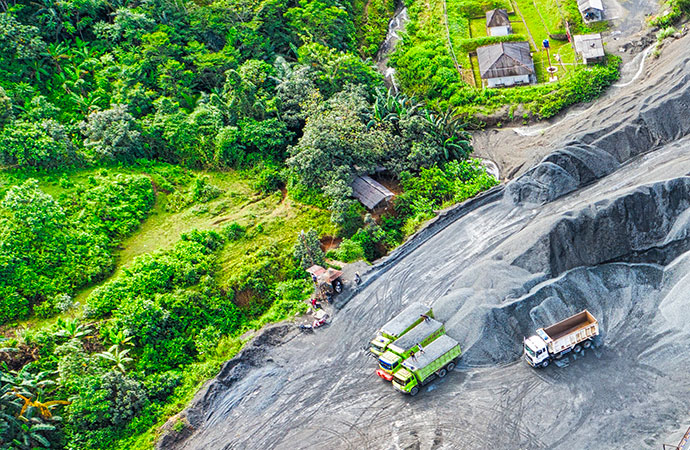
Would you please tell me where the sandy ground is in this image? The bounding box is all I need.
[159,33,690,450]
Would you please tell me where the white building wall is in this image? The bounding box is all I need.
[486,74,530,88]
[489,26,511,36]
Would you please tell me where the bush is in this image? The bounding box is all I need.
[0,176,154,324]
[326,238,365,262]
[190,176,224,203]
[67,372,150,448]
[0,119,78,168]
[254,166,285,194]
[143,371,183,402]
[223,222,246,241]
[80,105,145,161]
[214,126,245,167]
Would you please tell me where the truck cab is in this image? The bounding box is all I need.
[369,334,391,356]
[391,368,415,393]
[524,335,549,367]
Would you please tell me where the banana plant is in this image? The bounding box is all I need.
[423,107,473,161]
[55,318,93,341]
[96,345,133,373]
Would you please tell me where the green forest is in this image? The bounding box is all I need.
[0,0,500,448]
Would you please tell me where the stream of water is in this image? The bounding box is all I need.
[375,6,409,93]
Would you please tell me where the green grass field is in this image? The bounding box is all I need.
[463,0,582,85]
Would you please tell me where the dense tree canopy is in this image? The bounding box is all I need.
[0,0,495,448]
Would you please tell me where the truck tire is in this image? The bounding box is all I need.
[410,387,419,396]
[574,344,582,353]
[447,362,456,371]
[583,340,592,349]
[333,279,343,293]
[541,360,549,368]
[438,368,448,378]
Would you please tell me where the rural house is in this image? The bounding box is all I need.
[577,0,604,23]
[477,42,536,88]
[485,9,512,36]
[350,175,394,210]
[574,33,605,64]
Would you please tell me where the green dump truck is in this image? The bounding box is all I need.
[376,318,445,380]
[369,303,434,356]
[391,334,462,396]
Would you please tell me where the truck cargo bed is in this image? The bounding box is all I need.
[402,334,460,372]
[544,310,597,340]
[381,303,431,337]
[390,318,443,353]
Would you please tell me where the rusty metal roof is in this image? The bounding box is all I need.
[477,41,534,79]
[350,175,394,210]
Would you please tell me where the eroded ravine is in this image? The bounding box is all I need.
[165,34,690,450]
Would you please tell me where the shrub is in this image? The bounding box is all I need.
[223,222,246,241]
[326,238,365,262]
[214,126,245,167]
[0,119,78,168]
[80,105,145,161]
[254,166,285,194]
[67,372,150,448]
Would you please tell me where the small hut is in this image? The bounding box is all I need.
[485,9,512,36]
[577,0,604,23]
[350,175,394,210]
[477,42,536,88]
[573,33,605,64]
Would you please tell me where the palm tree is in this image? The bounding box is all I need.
[96,345,132,373]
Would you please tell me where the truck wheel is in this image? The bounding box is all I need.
[574,344,582,353]
[409,387,419,396]
[333,279,343,293]
[583,340,592,349]
[438,368,448,378]
[447,362,456,371]
[541,360,549,368]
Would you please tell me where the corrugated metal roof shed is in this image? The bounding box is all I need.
[573,33,605,60]
[477,42,535,79]
[350,175,394,210]
[486,9,510,27]
[577,0,603,12]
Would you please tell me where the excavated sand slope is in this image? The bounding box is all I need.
[162,35,690,450]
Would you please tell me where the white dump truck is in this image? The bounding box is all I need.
[523,309,599,368]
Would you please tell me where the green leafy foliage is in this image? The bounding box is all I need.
[293,229,326,269]
[0,0,505,447]
[0,175,154,325]
[327,238,366,262]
